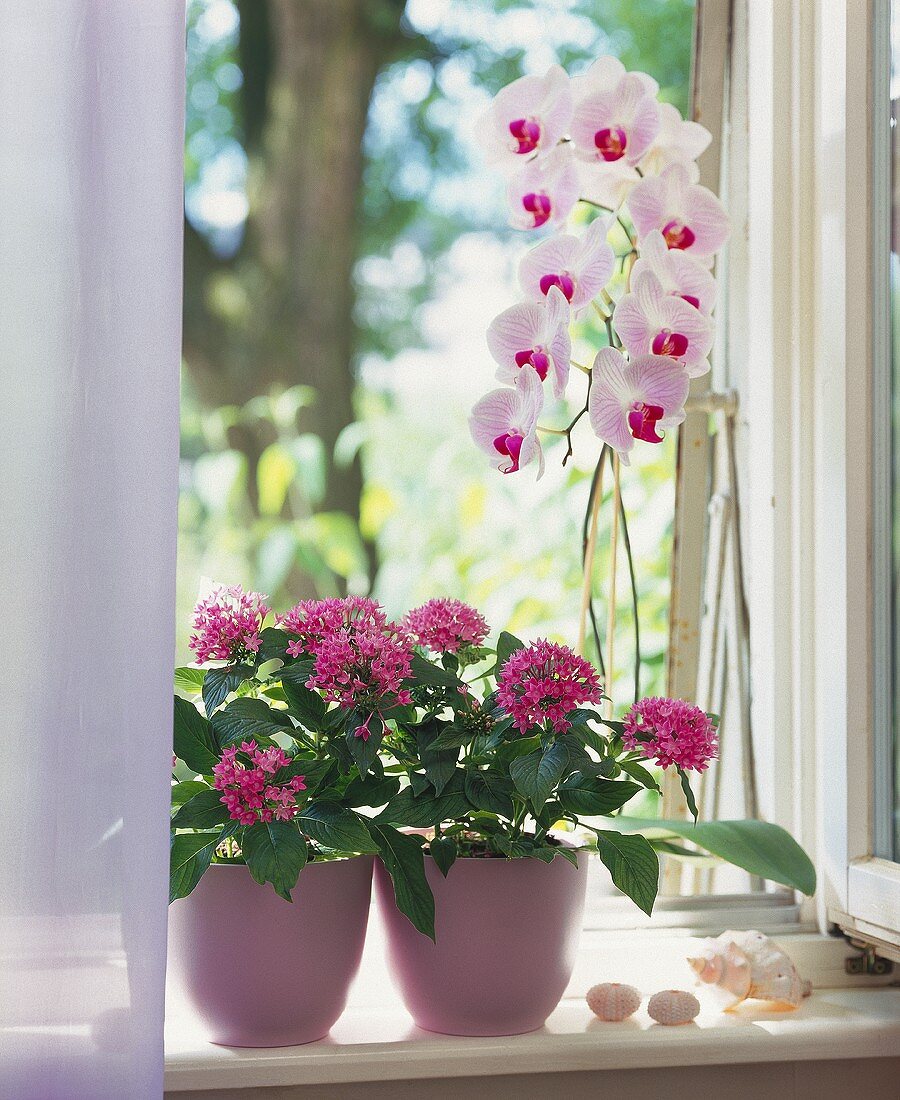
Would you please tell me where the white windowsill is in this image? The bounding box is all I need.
[164,915,900,1093]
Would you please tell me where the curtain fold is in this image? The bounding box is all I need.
[0,3,185,1097]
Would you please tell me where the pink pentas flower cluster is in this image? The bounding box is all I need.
[470,56,730,477]
[280,596,413,735]
[277,596,387,658]
[496,639,603,734]
[212,741,307,826]
[403,598,490,656]
[188,584,270,665]
[622,697,718,772]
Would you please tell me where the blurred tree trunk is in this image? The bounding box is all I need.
[183,0,405,562]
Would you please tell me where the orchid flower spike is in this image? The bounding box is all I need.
[518,216,615,312]
[477,64,573,167]
[626,162,730,260]
[630,229,717,316]
[588,347,689,464]
[487,284,571,397]
[570,56,661,167]
[639,102,711,178]
[470,364,545,478]
[507,144,579,230]
[613,269,714,377]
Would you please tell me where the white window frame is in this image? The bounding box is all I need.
[728,0,900,956]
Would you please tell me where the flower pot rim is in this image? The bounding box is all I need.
[205,852,375,873]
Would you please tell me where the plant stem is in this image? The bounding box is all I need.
[618,484,642,703]
[605,453,621,716]
[578,448,606,658]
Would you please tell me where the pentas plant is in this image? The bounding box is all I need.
[376,615,718,917]
[170,586,436,937]
[470,56,729,476]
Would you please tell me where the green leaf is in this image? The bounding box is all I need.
[509,741,569,811]
[677,767,699,822]
[557,774,641,816]
[618,759,661,791]
[281,678,327,730]
[173,696,220,774]
[609,817,817,895]
[593,830,659,916]
[241,820,308,901]
[256,627,294,663]
[344,772,401,808]
[295,802,378,853]
[345,712,384,777]
[429,835,457,877]
[552,845,581,868]
[494,630,525,672]
[170,780,208,810]
[211,697,294,748]
[272,755,333,793]
[425,724,473,751]
[369,821,435,940]
[378,786,468,828]
[171,787,230,830]
[202,664,256,717]
[169,830,220,902]
[174,667,206,695]
[464,770,515,817]
[418,724,459,795]
[409,653,462,691]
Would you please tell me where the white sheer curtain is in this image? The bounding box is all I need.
[0,4,184,1097]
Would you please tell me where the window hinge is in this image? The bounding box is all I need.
[843,936,895,977]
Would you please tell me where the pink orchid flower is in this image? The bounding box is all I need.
[639,103,711,178]
[470,364,545,478]
[613,269,713,377]
[575,157,639,212]
[626,162,730,260]
[518,216,615,311]
[572,55,659,104]
[478,64,573,167]
[588,347,689,464]
[507,144,579,230]
[570,60,660,167]
[487,284,571,397]
[630,229,717,316]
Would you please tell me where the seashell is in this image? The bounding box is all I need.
[647,989,700,1025]
[586,982,641,1022]
[687,930,808,1009]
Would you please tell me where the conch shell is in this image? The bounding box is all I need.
[688,930,811,1009]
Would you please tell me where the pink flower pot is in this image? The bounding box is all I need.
[168,856,374,1047]
[374,850,588,1036]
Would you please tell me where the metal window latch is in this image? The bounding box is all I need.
[844,938,894,977]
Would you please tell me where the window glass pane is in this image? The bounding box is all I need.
[889,0,900,858]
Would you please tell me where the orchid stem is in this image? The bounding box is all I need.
[618,473,641,703]
[572,359,591,375]
[605,453,621,716]
[578,449,607,667]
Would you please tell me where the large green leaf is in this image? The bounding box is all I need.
[593,829,659,916]
[509,741,568,810]
[494,630,525,673]
[170,780,208,810]
[174,667,206,695]
[343,772,401,808]
[409,653,462,693]
[281,677,327,730]
[173,696,220,774]
[464,769,515,817]
[169,830,221,902]
[610,817,816,895]
[377,786,468,828]
[202,664,256,717]
[418,724,459,795]
[345,712,384,777]
[557,774,641,816]
[296,802,379,853]
[429,835,457,877]
[241,820,308,901]
[369,822,435,940]
[211,696,294,747]
[171,787,230,830]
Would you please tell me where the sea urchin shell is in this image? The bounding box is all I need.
[647,989,700,1025]
[586,982,642,1022]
